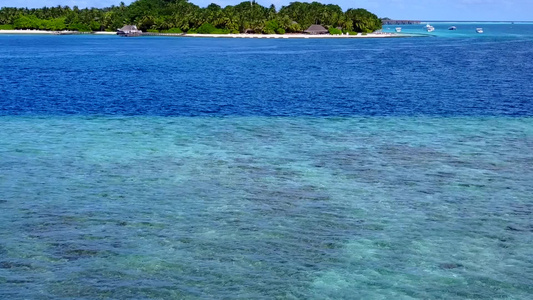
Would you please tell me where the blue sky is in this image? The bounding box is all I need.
[4,0,532,21]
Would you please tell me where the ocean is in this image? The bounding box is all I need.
[0,24,532,298]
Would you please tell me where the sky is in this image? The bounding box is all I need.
[3,0,532,21]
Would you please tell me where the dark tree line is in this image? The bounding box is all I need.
[0,1,382,34]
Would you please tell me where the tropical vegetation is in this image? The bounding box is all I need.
[0,1,382,34]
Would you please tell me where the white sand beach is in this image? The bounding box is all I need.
[0,30,116,35]
[0,29,56,34]
[92,31,118,35]
[182,33,404,38]
[0,29,410,38]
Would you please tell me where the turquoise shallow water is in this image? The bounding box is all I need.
[383,22,533,39]
[0,116,532,298]
[1,23,533,298]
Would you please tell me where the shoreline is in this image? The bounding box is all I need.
[182,33,411,38]
[0,30,116,35]
[0,29,417,38]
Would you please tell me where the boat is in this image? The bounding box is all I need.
[425,24,435,32]
[476,28,483,34]
[395,27,402,33]
[448,26,457,30]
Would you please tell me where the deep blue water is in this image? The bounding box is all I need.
[0,25,532,299]
[1,24,532,116]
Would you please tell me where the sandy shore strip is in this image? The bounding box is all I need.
[93,31,118,35]
[0,30,116,35]
[180,33,412,38]
[0,29,419,38]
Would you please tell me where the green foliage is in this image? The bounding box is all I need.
[345,8,381,33]
[328,27,342,35]
[195,23,229,34]
[161,27,183,33]
[68,23,91,31]
[279,2,343,30]
[14,15,41,29]
[216,29,230,34]
[196,23,216,34]
[264,20,279,34]
[12,15,67,30]
[147,29,159,32]
[46,18,67,30]
[89,21,101,31]
[0,0,381,34]
[286,22,301,33]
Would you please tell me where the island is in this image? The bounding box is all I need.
[0,1,396,38]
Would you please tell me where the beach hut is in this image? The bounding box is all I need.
[117,25,142,37]
[304,25,328,35]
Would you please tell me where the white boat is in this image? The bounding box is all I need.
[395,27,402,33]
[448,26,457,30]
[476,28,483,33]
[425,24,435,32]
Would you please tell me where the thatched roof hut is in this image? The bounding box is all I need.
[117,25,142,37]
[304,24,328,35]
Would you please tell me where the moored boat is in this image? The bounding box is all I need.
[425,24,435,32]
[448,26,457,30]
[395,27,402,33]
[476,28,483,34]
